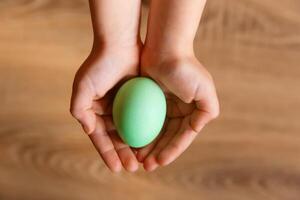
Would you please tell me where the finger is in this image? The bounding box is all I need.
[92,98,112,116]
[143,128,174,171]
[70,79,96,134]
[166,98,194,117]
[136,132,161,163]
[89,116,122,172]
[157,89,219,166]
[92,88,116,116]
[143,155,159,172]
[166,98,181,117]
[102,116,138,172]
[109,130,139,172]
[136,141,156,163]
[191,89,220,132]
[102,116,115,131]
[136,118,169,162]
[157,117,198,166]
[143,119,180,171]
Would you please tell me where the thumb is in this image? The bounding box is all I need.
[70,78,96,134]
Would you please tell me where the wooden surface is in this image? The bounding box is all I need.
[1,0,300,199]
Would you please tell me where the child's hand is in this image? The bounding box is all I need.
[71,0,217,172]
[137,50,219,171]
[70,44,140,172]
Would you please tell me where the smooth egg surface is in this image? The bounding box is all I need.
[112,77,166,148]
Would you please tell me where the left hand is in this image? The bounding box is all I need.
[136,50,220,171]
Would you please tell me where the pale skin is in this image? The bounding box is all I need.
[70,0,219,172]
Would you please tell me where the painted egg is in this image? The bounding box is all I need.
[112,77,167,148]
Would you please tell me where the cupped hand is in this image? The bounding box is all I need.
[137,50,220,171]
[70,44,141,172]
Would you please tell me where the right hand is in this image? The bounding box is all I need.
[70,43,141,172]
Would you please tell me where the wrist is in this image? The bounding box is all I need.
[85,39,141,68]
[142,42,195,65]
[143,39,194,59]
[92,35,142,52]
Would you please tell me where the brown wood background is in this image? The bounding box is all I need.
[0,0,300,199]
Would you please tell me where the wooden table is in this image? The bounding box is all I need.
[0,0,300,199]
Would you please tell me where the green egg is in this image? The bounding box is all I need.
[112,77,167,148]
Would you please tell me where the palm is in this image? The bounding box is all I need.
[137,56,219,171]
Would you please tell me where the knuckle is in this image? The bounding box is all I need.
[181,92,194,103]
[210,108,220,119]
[69,106,82,119]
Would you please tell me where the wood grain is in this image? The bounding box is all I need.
[0,0,300,199]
